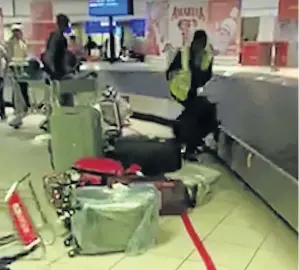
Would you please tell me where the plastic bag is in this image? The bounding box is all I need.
[165,164,221,206]
[71,185,159,255]
[166,163,221,186]
[116,94,132,125]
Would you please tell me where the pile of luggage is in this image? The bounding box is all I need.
[44,156,200,257]
[43,84,219,258]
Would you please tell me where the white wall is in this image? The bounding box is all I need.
[4,0,147,22]
[0,0,13,17]
[0,0,280,22]
[257,16,276,41]
[241,0,279,17]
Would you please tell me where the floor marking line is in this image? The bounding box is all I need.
[181,212,216,270]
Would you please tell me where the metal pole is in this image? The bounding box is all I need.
[108,16,115,63]
[12,0,16,17]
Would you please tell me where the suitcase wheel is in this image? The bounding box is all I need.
[68,249,77,258]
[13,124,21,129]
[64,238,71,247]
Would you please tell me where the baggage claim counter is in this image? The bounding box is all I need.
[94,63,298,231]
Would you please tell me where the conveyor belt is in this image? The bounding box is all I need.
[207,73,298,178]
[99,70,297,178]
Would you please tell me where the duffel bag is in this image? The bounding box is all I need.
[108,176,197,215]
[73,157,141,186]
[107,135,182,176]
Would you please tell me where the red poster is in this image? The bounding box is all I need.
[30,0,53,21]
[207,0,241,56]
[145,0,169,56]
[31,23,56,41]
[278,0,298,20]
[28,0,54,56]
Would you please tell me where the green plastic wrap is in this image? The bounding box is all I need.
[166,163,221,186]
[71,184,159,255]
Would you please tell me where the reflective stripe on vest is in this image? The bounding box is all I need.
[169,44,213,102]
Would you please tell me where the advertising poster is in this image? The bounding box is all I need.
[30,0,53,21]
[26,0,54,57]
[144,0,169,56]
[144,0,241,57]
[278,0,298,21]
[168,1,208,48]
[207,0,241,56]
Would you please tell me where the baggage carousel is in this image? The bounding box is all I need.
[3,62,297,230]
[94,63,298,231]
[0,63,297,270]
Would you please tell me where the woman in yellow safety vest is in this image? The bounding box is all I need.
[166,30,214,161]
[166,30,213,108]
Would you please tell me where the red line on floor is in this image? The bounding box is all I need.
[181,212,216,270]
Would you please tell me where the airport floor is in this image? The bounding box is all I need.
[0,108,297,270]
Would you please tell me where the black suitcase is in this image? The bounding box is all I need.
[108,136,182,176]
[173,96,218,145]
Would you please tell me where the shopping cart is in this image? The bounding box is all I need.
[0,173,55,270]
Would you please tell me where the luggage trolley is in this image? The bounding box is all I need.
[7,60,52,129]
[0,173,56,270]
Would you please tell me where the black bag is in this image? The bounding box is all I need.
[173,96,218,146]
[107,136,182,176]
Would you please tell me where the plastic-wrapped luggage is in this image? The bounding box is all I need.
[101,86,132,127]
[166,163,221,185]
[66,185,159,256]
[107,135,182,176]
[49,106,103,172]
[108,176,198,215]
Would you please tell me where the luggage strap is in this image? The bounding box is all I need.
[186,184,198,208]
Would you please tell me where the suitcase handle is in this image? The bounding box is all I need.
[65,112,78,115]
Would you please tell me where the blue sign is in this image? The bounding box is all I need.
[130,19,145,37]
[88,0,133,17]
[85,21,116,34]
[64,26,72,34]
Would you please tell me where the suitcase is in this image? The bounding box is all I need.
[108,176,198,215]
[173,96,218,146]
[64,185,159,256]
[108,135,182,176]
[49,106,103,172]
[72,157,141,185]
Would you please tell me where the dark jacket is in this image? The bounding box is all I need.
[42,31,68,80]
[166,48,213,93]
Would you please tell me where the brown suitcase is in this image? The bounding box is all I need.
[108,176,198,215]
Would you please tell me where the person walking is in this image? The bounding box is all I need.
[0,42,10,120]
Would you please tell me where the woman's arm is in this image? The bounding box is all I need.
[166,51,182,81]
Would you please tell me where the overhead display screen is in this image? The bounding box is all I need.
[88,0,134,17]
[85,21,116,34]
[130,19,145,36]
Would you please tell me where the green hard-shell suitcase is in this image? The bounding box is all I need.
[49,106,103,172]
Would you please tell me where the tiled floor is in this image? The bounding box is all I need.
[0,111,297,270]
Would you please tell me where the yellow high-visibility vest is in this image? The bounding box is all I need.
[169,44,212,102]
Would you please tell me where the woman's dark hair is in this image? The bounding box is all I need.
[70,35,76,41]
[192,30,207,48]
[56,14,69,30]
